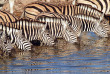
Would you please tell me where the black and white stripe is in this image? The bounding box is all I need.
[22,2,103,20]
[36,12,110,37]
[10,30,32,50]
[73,0,110,15]
[0,18,55,50]
[0,10,17,22]
[38,16,78,43]
[0,31,14,52]
[22,2,62,19]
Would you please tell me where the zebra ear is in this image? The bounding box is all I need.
[72,0,76,5]
[99,12,104,22]
[96,20,100,27]
[97,13,105,26]
[16,30,22,36]
[1,31,6,39]
[61,19,68,30]
[42,24,47,32]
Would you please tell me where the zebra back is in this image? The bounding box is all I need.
[22,2,104,21]
[61,4,103,19]
[22,2,62,19]
[0,10,17,22]
[72,0,110,15]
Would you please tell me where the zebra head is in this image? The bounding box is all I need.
[0,31,14,52]
[10,30,32,51]
[61,19,78,43]
[35,23,55,46]
[95,18,110,37]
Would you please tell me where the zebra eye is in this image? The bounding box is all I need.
[69,30,71,32]
[4,41,7,44]
[47,34,49,35]
[103,22,107,24]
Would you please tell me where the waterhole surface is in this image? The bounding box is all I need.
[0,32,110,74]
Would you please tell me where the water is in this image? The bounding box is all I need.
[0,32,110,74]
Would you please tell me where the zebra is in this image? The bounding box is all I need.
[72,0,110,16]
[0,10,17,43]
[36,12,110,38]
[36,16,78,43]
[21,2,104,21]
[9,30,32,51]
[0,30,14,52]
[0,18,55,50]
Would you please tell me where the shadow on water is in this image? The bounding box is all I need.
[0,32,110,73]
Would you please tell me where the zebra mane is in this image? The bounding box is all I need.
[17,18,46,24]
[76,3,103,14]
[74,14,99,21]
[35,11,65,20]
[37,16,70,25]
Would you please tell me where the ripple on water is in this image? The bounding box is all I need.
[0,32,110,74]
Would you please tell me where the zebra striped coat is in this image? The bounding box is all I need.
[22,2,103,20]
[72,0,110,15]
[0,10,17,22]
[36,12,110,37]
[0,31,14,52]
[0,18,55,50]
[22,2,62,19]
[38,16,78,43]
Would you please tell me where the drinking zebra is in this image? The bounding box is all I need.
[0,18,55,50]
[0,18,78,50]
[36,12,110,37]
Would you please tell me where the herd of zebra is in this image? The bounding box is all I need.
[0,0,110,51]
